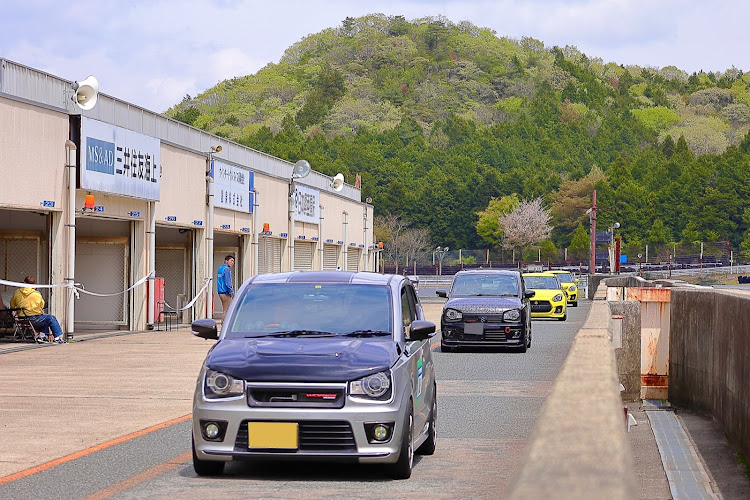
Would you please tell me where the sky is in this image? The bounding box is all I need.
[1,1,746,113]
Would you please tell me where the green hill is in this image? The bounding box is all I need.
[165,14,750,260]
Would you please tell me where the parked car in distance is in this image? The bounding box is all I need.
[548,270,579,307]
[436,270,534,352]
[190,271,437,480]
[522,272,567,321]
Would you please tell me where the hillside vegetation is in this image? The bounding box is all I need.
[166,14,750,261]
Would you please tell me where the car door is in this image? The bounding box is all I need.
[401,283,430,434]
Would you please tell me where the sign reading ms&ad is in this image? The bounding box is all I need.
[81,117,161,201]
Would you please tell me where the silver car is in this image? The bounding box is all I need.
[190,271,437,479]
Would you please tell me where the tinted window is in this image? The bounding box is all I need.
[451,274,519,296]
[226,283,392,338]
[401,286,416,328]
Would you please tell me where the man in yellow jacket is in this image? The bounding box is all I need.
[10,276,65,344]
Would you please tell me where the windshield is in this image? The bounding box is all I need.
[226,283,393,339]
[451,274,519,297]
[523,276,562,290]
[554,272,574,283]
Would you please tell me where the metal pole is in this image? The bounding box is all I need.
[589,190,597,275]
[147,201,155,326]
[206,154,214,319]
[253,189,259,276]
[65,140,77,339]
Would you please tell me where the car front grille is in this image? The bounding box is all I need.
[531,301,552,312]
[234,420,357,452]
[247,388,345,409]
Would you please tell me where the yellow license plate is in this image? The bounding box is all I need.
[247,422,298,449]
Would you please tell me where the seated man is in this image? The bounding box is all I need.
[10,276,65,344]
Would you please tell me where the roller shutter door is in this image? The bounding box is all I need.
[75,242,127,325]
[347,248,360,272]
[294,241,314,271]
[323,244,339,270]
[258,236,283,274]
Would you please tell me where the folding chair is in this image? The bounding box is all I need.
[13,313,47,342]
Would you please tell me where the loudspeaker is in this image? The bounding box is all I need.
[331,173,345,192]
[72,75,99,110]
[293,160,311,179]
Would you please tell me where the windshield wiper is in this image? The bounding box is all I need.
[262,330,337,338]
[341,330,391,338]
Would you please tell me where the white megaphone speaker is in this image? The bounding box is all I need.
[72,75,99,110]
[331,173,345,192]
[292,159,311,179]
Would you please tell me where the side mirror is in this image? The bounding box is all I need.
[192,318,219,340]
[525,290,536,298]
[408,320,436,340]
[436,289,448,298]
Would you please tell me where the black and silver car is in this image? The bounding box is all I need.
[436,270,534,352]
[191,271,437,479]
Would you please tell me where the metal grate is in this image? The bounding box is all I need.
[75,242,127,324]
[155,247,188,311]
[235,421,356,452]
[531,301,552,313]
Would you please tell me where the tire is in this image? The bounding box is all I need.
[572,302,578,307]
[192,435,225,476]
[517,332,528,353]
[558,314,567,321]
[416,387,437,456]
[440,342,453,353]
[387,405,414,479]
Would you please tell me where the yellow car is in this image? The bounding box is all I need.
[548,270,579,307]
[522,272,567,321]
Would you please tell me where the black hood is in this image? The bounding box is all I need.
[205,337,399,382]
[444,296,523,314]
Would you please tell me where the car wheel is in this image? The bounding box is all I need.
[517,332,528,353]
[192,435,225,476]
[527,329,532,348]
[417,387,437,455]
[572,302,578,307]
[387,405,414,479]
[440,342,453,353]
[558,314,567,321]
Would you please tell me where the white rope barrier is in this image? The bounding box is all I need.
[161,278,212,311]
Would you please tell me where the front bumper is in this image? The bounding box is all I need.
[529,300,566,318]
[441,321,526,347]
[193,383,409,464]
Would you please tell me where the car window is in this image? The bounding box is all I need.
[523,276,562,290]
[226,283,393,338]
[554,272,574,283]
[451,274,519,296]
[401,285,416,329]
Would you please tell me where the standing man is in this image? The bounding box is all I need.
[217,255,235,321]
[11,276,66,344]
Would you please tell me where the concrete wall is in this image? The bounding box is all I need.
[609,300,642,402]
[508,286,637,499]
[670,287,750,462]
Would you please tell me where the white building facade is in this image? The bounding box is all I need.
[0,59,376,333]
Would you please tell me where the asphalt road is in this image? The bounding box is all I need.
[0,299,590,500]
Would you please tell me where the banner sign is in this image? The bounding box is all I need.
[212,160,254,213]
[81,117,161,201]
[595,231,613,244]
[293,184,319,223]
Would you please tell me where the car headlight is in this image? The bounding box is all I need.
[350,371,392,400]
[444,308,463,321]
[503,309,521,321]
[569,285,576,292]
[204,369,245,399]
[553,293,564,302]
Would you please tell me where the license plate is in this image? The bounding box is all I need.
[464,322,484,335]
[247,422,298,449]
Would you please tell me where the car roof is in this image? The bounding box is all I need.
[454,269,521,276]
[548,270,572,274]
[522,272,557,277]
[247,271,399,286]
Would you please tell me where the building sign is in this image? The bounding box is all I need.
[212,160,254,213]
[293,184,319,223]
[81,117,161,201]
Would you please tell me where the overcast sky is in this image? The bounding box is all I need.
[1,1,746,113]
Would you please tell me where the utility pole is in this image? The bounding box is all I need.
[577,189,611,275]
